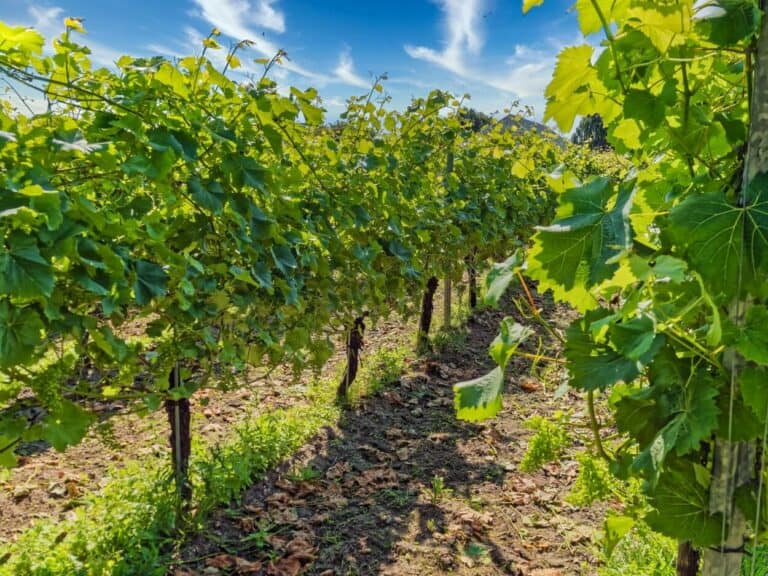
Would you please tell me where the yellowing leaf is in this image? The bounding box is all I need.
[226,53,241,69]
[613,118,641,149]
[0,22,45,55]
[154,62,190,98]
[203,37,221,50]
[523,0,545,14]
[64,17,85,34]
[575,0,629,35]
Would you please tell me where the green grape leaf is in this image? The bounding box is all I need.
[271,245,298,274]
[669,175,768,301]
[741,366,768,421]
[489,318,534,369]
[650,376,720,460]
[611,316,657,361]
[694,0,760,46]
[716,388,763,441]
[188,176,225,214]
[41,400,95,452]
[133,260,168,305]
[565,310,664,391]
[0,236,55,299]
[261,123,283,156]
[484,251,522,306]
[544,45,598,131]
[575,0,629,36]
[603,513,635,557]
[382,239,412,261]
[528,177,635,311]
[29,190,63,230]
[0,302,44,368]
[0,437,18,468]
[454,366,504,422]
[645,460,723,547]
[623,88,670,130]
[153,62,189,98]
[732,305,768,365]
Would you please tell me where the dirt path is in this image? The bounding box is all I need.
[174,292,603,576]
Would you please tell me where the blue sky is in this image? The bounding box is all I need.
[0,0,580,120]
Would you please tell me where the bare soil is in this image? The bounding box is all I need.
[0,313,416,543]
[172,289,605,576]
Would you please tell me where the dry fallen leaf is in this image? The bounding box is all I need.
[267,556,302,576]
[519,376,541,392]
[206,554,236,569]
[234,556,262,574]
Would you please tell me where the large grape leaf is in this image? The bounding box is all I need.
[636,377,720,479]
[0,236,55,299]
[565,310,664,391]
[528,177,635,311]
[741,366,768,421]
[133,260,168,305]
[454,318,532,422]
[544,45,598,132]
[669,174,768,301]
[731,305,768,365]
[694,0,761,46]
[454,367,504,423]
[0,302,44,368]
[483,251,523,306]
[41,400,95,452]
[645,460,723,547]
[575,0,630,35]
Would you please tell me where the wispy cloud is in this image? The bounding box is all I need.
[191,0,285,38]
[483,45,554,99]
[404,0,486,76]
[404,2,567,117]
[190,0,326,81]
[334,48,370,88]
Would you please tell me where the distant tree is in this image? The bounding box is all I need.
[571,114,609,150]
[459,108,492,132]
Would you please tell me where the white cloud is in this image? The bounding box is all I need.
[404,0,486,76]
[334,49,369,88]
[190,0,326,82]
[27,5,64,34]
[253,0,285,33]
[483,45,554,99]
[403,2,573,119]
[192,0,285,36]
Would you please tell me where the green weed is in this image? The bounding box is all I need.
[519,411,572,473]
[0,380,342,576]
[346,345,408,404]
[599,521,676,576]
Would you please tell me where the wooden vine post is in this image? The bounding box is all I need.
[337,315,367,398]
[165,362,192,504]
[676,541,700,576]
[417,276,439,351]
[703,7,767,574]
[466,249,478,309]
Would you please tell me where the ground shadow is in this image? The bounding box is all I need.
[175,290,588,575]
